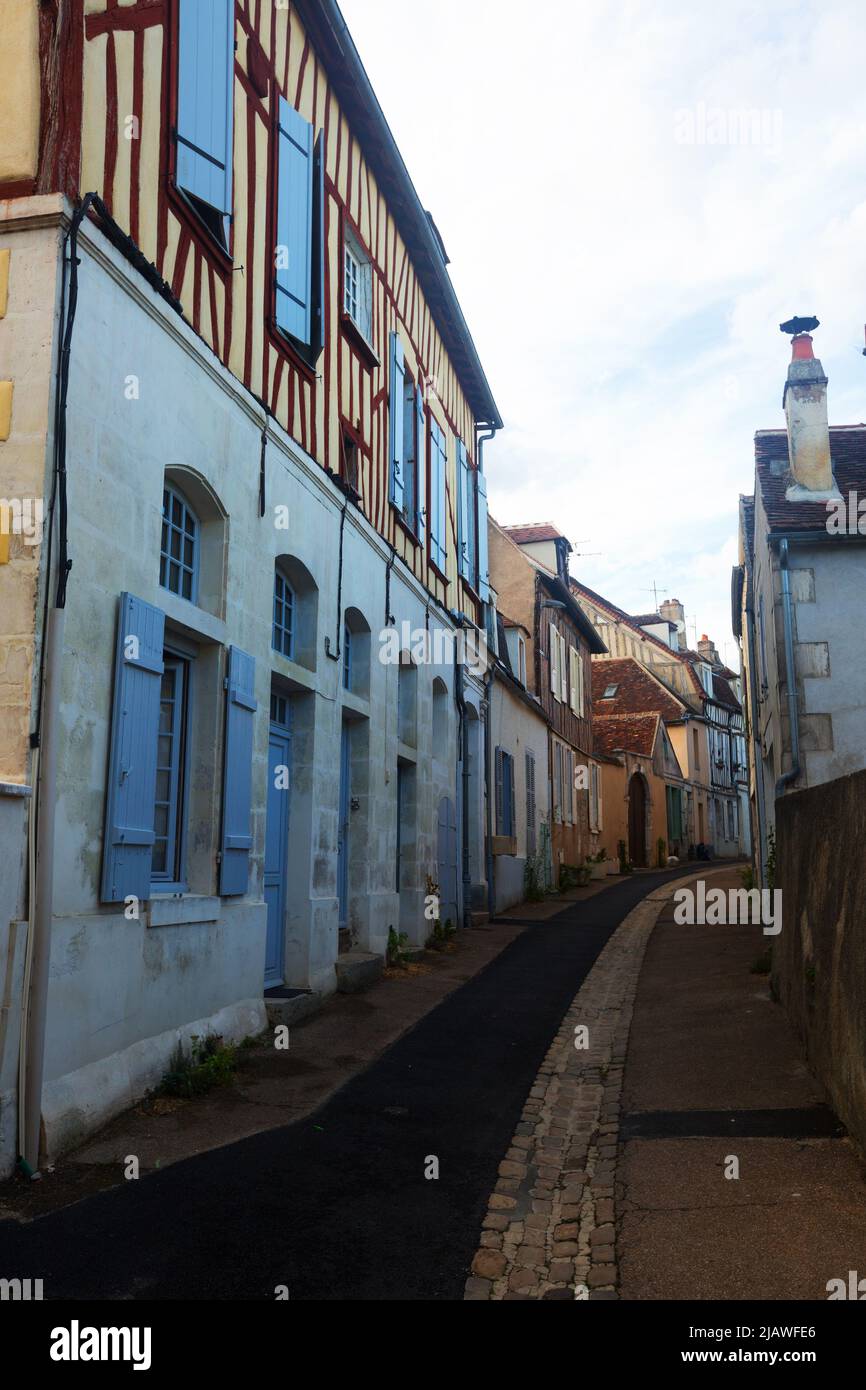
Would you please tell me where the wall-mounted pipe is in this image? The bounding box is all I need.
[775,537,801,798]
[743,587,768,887]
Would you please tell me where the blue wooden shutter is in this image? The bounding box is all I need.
[176,0,234,216]
[429,422,447,571]
[276,98,314,344]
[101,593,165,903]
[457,440,471,579]
[220,645,258,895]
[389,332,405,509]
[415,386,426,544]
[497,745,505,828]
[503,754,513,836]
[475,469,490,601]
[310,130,326,358]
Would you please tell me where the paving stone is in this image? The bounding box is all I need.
[587,1264,617,1287]
[488,1194,516,1211]
[499,1160,527,1180]
[549,1259,574,1282]
[590,1223,615,1245]
[595,1199,615,1223]
[554,1222,580,1242]
[552,1241,580,1258]
[592,1245,615,1263]
[509,1268,538,1291]
[464,1277,492,1300]
[483,1213,510,1231]
[472,1250,507,1280]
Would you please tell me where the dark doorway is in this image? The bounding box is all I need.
[628,773,647,867]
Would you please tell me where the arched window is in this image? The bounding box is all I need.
[342,607,371,697]
[273,567,295,658]
[160,483,199,601]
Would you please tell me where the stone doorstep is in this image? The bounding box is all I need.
[263,990,322,1029]
[334,950,385,994]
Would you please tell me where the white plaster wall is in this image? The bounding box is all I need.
[15,215,469,1158]
[487,678,550,912]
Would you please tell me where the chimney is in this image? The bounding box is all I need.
[782,333,839,500]
[659,597,685,650]
[697,633,719,665]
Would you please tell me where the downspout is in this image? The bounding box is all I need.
[484,664,495,917]
[21,193,95,1174]
[775,537,801,798]
[743,585,768,888]
[476,423,497,919]
[451,618,472,930]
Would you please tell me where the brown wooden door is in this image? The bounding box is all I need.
[628,773,647,867]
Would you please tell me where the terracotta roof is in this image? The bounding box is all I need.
[593,713,659,758]
[591,658,687,722]
[503,523,569,546]
[754,426,866,534]
[571,577,706,701]
[712,673,740,709]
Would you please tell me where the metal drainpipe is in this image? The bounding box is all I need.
[452,629,472,931]
[776,538,801,798]
[484,664,495,917]
[743,588,768,888]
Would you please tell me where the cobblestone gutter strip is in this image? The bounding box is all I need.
[464,872,714,1302]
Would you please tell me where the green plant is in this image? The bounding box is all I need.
[426,918,456,951]
[750,948,772,975]
[656,837,667,868]
[740,863,756,890]
[524,850,547,901]
[387,926,411,967]
[559,863,580,891]
[158,1034,238,1099]
[765,828,776,892]
[617,839,632,875]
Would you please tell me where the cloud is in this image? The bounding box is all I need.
[341,0,866,655]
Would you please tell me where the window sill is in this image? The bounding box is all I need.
[340,313,379,368]
[428,558,449,587]
[268,319,319,382]
[148,895,220,928]
[392,505,422,547]
[0,781,32,798]
[169,181,234,277]
[492,835,518,857]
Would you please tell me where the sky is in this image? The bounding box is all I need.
[341,0,866,669]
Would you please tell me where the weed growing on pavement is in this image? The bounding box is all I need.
[387,926,411,966]
[426,919,456,951]
[157,1034,238,1098]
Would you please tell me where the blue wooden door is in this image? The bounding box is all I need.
[337,723,350,930]
[264,723,291,987]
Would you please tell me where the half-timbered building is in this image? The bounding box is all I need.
[0,0,500,1169]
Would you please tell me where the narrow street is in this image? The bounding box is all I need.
[2,865,863,1303]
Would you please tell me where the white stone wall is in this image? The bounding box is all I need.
[487,677,550,912]
[2,212,472,1165]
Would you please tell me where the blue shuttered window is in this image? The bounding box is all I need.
[495,747,515,837]
[457,440,472,581]
[525,751,537,855]
[475,470,490,601]
[152,654,190,885]
[220,645,257,895]
[276,98,320,348]
[389,331,405,511]
[415,387,427,545]
[429,418,448,572]
[101,594,165,904]
[176,0,234,240]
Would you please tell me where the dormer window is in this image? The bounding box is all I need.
[601,683,618,699]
